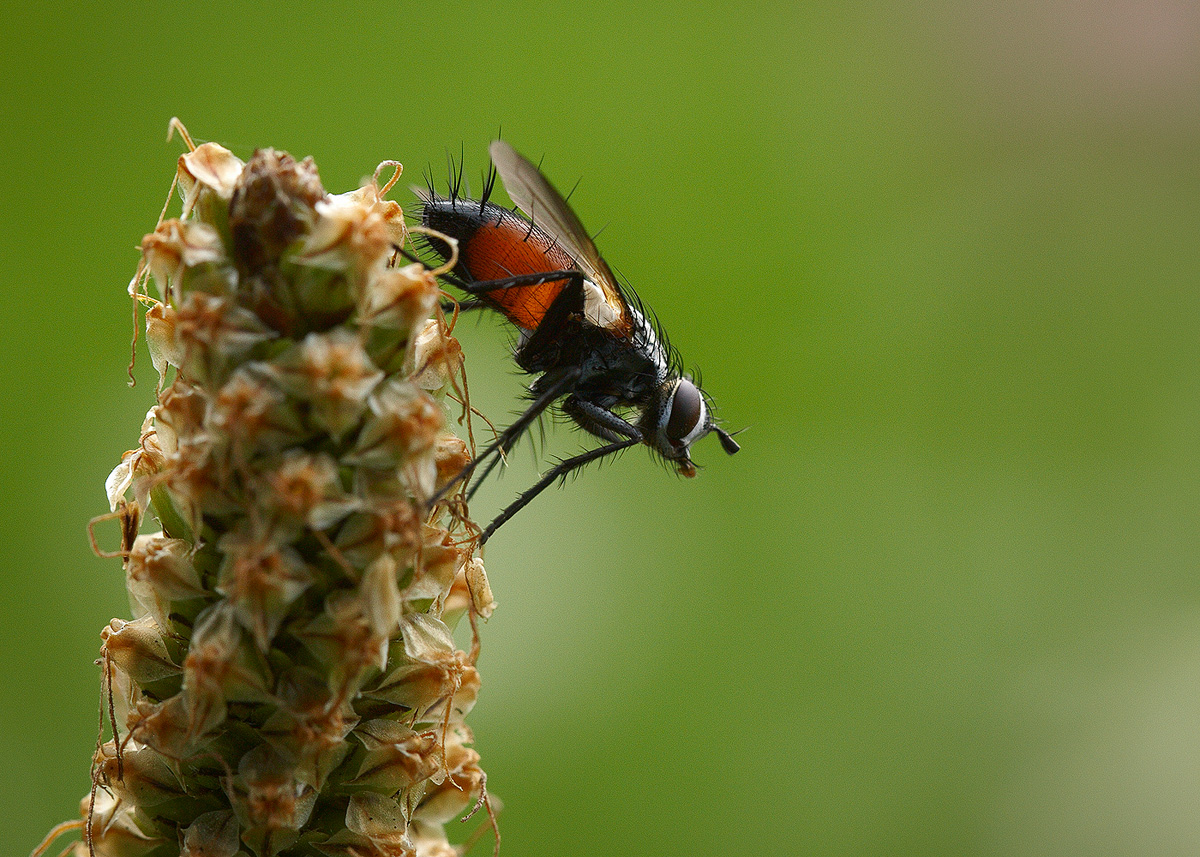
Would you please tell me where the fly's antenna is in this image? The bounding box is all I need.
[715,426,743,455]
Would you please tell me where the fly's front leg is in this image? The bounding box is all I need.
[562,396,644,445]
[427,366,581,508]
[474,396,644,543]
[479,436,641,544]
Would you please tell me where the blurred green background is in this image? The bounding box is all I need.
[4,2,1199,855]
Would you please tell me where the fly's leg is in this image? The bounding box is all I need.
[440,298,487,314]
[427,272,591,515]
[438,269,585,329]
[476,396,644,543]
[427,367,581,508]
[561,396,644,445]
[479,437,641,544]
[393,243,582,301]
[447,269,582,297]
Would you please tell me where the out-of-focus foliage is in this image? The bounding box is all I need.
[3,3,1198,855]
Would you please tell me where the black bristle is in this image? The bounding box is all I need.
[480,161,498,214]
[563,176,582,203]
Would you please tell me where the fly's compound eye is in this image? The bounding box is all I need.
[664,379,707,449]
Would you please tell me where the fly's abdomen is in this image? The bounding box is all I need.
[421,198,578,332]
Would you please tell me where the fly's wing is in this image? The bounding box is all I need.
[489,140,629,329]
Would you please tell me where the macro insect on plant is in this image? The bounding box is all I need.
[416,141,740,543]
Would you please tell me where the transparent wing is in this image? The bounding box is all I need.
[488,140,627,320]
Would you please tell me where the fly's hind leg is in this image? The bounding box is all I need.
[448,269,583,298]
[440,297,487,315]
[394,242,583,304]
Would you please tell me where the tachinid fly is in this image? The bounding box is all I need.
[416,141,739,543]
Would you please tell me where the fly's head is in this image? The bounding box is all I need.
[649,377,740,476]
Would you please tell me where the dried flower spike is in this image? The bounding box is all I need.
[43,126,498,857]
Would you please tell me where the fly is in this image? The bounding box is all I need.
[416,141,739,543]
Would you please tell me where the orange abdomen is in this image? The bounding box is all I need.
[460,211,578,331]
